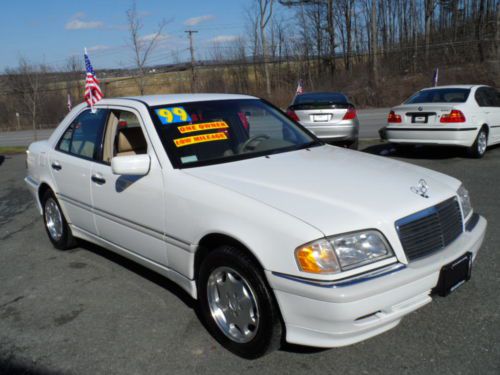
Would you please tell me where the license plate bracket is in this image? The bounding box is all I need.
[433,252,472,297]
[313,114,330,122]
[412,115,427,123]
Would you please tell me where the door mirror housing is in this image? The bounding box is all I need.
[111,155,150,176]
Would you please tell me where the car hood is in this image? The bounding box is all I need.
[184,145,461,236]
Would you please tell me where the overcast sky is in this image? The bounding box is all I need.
[0,0,262,71]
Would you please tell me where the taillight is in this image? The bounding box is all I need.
[286,109,300,122]
[440,110,466,123]
[342,106,357,120]
[387,110,402,123]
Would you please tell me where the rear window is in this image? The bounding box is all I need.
[291,92,349,110]
[405,88,470,104]
[294,93,348,105]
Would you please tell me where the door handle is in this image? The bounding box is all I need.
[51,162,62,171]
[91,173,106,185]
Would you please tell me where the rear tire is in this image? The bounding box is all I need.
[42,190,77,250]
[467,128,488,158]
[197,245,282,359]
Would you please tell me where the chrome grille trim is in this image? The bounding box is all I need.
[396,197,463,261]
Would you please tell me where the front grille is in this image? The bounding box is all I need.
[396,197,463,261]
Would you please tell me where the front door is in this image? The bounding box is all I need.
[49,108,108,234]
[90,107,167,266]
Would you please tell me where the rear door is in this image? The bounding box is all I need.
[90,106,167,266]
[49,108,108,235]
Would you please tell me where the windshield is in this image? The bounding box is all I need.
[150,99,319,168]
[405,88,470,104]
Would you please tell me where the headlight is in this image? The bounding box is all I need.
[457,184,472,218]
[295,230,394,275]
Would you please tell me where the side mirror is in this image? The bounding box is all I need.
[111,154,150,176]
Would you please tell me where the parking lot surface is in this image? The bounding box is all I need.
[0,144,499,375]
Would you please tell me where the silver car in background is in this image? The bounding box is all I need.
[286,92,359,149]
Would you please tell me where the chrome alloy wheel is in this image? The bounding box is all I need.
[207,266,260,343]
[44,198,63,241]
[477,131,487,155]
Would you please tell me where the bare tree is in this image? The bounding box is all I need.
[5,58,46,140]
[369,0,379,87]
[126,1,168,95]
[258,0,274,97]
[65,55,83,102]
[424,0,437,63]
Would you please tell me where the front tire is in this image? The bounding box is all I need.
[468,128,488,158]
[197,245,282,358]
[42,190,77,250]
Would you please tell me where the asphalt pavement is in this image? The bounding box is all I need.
[0,108,389,147]
[0,143,499,375]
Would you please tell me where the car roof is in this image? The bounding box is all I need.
[419,84,484,91]
[109,93,258,107]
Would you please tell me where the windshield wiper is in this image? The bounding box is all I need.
[295,140,324,150]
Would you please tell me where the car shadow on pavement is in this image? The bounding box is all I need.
[77,240,196,309]
[77,240,329,356]
[0,357,63,375]
[361,142,469,160]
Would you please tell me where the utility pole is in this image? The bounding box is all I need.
[185,30,198,92]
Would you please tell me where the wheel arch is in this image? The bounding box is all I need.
[194,232,266,281]
[38,182,54,205]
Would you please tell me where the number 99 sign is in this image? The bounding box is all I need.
[155,107,192,125]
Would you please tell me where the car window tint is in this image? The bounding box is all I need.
[57,109,108,160]
[151,99,314,168]
[57,123,74,153]
[475,88,490,107]
[406,88,470,104]
[294,93,348,105]
[485,88,500,107]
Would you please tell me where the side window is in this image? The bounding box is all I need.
[475,89,485,107]
[58,123,74,153]
[101,109,148,164]
[486,88,500,107]
[475,88,492,107]
[56,109,108,160]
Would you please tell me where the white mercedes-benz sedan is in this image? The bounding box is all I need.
[380,85,500,158]
[25,94,487,358]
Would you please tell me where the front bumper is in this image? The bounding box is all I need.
[379,125,478,147]
[25,176,42,214]
[266,215,487,348]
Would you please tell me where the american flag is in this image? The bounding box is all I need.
[84,49,103,109]
[295,79,304,96]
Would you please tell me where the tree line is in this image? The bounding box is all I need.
[0,0,498,131]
